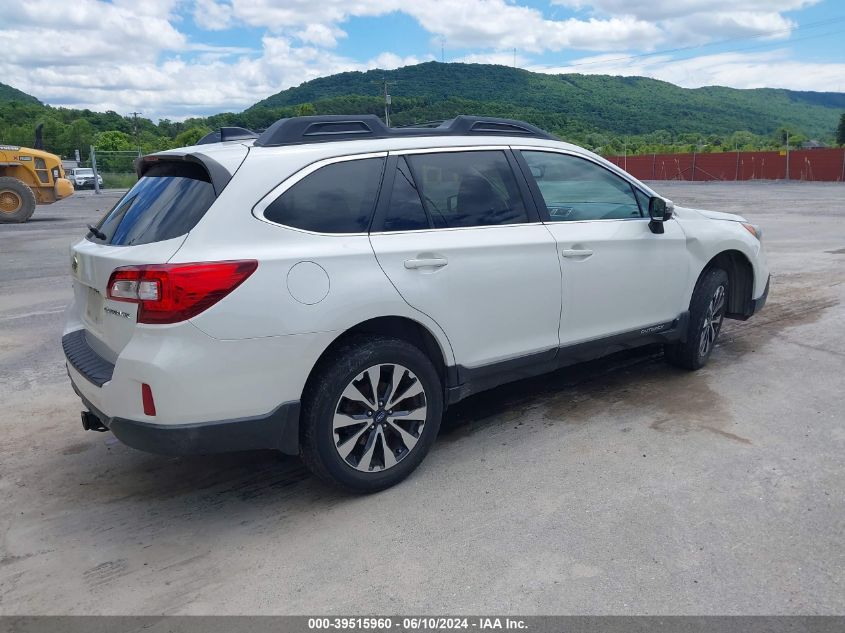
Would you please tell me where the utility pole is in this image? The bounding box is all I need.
[623,136,627,171]
[441,39,445,63]
[90,145,101,195]
[373,78,396,127]
[130,111,141,154]
[785,129,790,181]
[735,141,740,181]
[513,48,516,68]
[840,149,845,183]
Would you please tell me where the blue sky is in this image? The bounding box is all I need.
[1,0,843,120]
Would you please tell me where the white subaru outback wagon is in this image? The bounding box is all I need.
[64,115,769,491]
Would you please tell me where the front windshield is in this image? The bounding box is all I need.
[77,169,93,175]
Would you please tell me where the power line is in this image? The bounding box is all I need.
[562,15,845,69]
[641,26,845,69]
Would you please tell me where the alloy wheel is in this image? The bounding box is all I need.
[0,190,22,214]
[699,284,726,357]
[332,363,428,472]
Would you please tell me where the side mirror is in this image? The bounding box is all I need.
[648,196,673,234]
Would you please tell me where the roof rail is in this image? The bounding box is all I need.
[253,115,556,147]
[195,126,259,145]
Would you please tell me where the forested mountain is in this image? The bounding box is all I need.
[1,62,843,160]
[254,62,845,139]
[0,82,40,105]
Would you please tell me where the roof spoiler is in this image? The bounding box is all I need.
[134,152,234,196]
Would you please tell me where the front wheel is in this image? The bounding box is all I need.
[664,268,729,370]
[300,335,443,493]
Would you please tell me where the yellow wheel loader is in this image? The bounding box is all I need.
[0,144,74,223]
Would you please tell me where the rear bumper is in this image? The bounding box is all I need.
[62,326,316,456]
[71,380,300,456]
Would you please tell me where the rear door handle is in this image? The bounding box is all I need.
[561,249,594,258]
[404,257,448,269]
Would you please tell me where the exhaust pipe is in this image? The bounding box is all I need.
[81,410,107,432]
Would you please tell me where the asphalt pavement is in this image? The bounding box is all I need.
[1,182,843,614]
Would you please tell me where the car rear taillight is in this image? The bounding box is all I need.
[106,260,258,324]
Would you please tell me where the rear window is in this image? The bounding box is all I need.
[263,157,385,233]
[90,162,215,245]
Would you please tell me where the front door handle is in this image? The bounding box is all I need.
[561,249,594,259]
[404,257,448,269]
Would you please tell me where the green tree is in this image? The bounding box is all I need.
[297,103,317,116]
[174,126,211,147]
[94,130,133,151]
[837,113,845,146]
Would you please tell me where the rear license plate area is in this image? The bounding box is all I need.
[85,286,103,325]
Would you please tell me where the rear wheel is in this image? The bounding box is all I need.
[0,177,36,223]
[300,335,443,493]
[664,268,729,370]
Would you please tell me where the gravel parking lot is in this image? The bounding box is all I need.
[1,182,843,615]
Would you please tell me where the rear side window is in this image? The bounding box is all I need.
[383,157,430,231]
[92,162,215,245]
[264,157,385,233]
[406,151,528,228]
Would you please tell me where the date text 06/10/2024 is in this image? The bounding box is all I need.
[307,617,528,630]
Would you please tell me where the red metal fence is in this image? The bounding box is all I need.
[605,148,845,182]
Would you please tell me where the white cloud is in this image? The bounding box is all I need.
[660,11,796,43]
[551,0,817,21]
[0,22,427,120]
[0,0,186,66]
[228,0,396,30]
[529,49,845,92]
[201,0,661,52]
[455,52,531,66]
[193,0,233,30]
[296,23,347,47]
[407,1,660,52]
[0,0,840,121]
[551,0,820,44]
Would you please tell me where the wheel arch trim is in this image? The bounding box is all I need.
[695,249,756,320]
[305,314,456,397]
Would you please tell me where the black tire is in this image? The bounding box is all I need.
[0,177,36,223]
[300,335,443,493]
[664,268,729,370]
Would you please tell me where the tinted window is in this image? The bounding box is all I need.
[264,157,385,233]
[633,187,651,215]
[92,162,215,245]
[522,151,642,221]
[383,157,430,231]
[406,151,528,228]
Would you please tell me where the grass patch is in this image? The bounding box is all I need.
[100,173,137,189]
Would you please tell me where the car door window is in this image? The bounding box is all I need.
[405,151,528,228]
[382,157,431,231]
[633,187,651,215]
[521,151,642,222]
[264,157,385,233]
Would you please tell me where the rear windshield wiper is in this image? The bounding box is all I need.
[87,224,107,240]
